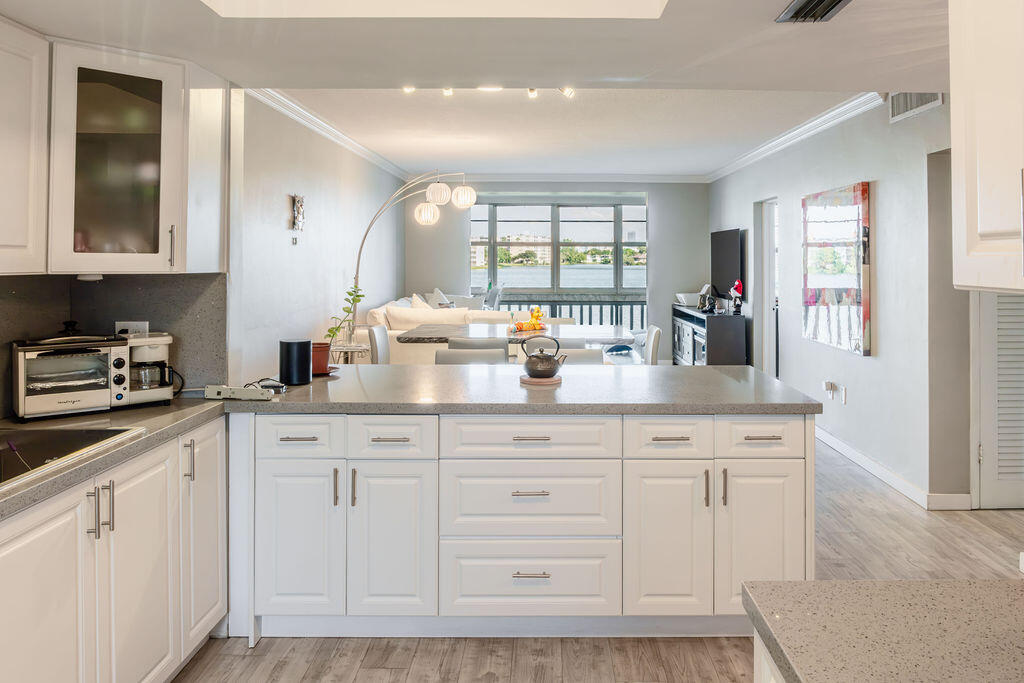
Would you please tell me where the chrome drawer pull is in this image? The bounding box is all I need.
[333,467,339,507]
[511,490,550,497]
[704,469,710,508]
[100,480,114,531]
[512,436,551,442]
[280,435,319,442]
[86,486,101,539]
[722,467,728,506]
[651,436,690,442]
[744,434,783,441]
[183,439,196,481]
[370,436,411,443]
[512,571,551,579]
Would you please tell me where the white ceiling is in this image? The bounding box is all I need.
[282,88,858,177]
[197,0,670,19]
[0,0,949,91]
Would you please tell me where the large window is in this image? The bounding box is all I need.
[469,202,647,293]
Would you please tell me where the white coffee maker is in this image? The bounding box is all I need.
[125,333,175,405]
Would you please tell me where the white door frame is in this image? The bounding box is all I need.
[969,291,982,509]
[755,198,780,376]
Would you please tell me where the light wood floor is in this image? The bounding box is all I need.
[176,441,1024,682]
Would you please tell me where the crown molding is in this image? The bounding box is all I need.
[245,88,410,180]
[464,173,709,184]
[705,92,885,183]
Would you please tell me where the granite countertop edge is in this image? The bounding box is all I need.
[222,401,822,415]
[742,583,802,683]
[0,401,225,523]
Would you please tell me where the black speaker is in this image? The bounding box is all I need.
[279,339,312,385]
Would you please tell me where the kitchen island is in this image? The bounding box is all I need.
[743,580,1024,682]
[226,364,822,643]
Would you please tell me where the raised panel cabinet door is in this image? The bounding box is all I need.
[254,458,345,615]
[714,459,805,615]
[49,42,184,274]
[0,19,48,274]
[949,0,1024,291]
[347,460,438,615]
[96,440,181,683]
[0,481,97,682]
[180,417,227,655]
[623,460,713,616]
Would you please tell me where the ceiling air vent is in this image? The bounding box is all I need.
[889,92,944,123]
[776,0,854,22]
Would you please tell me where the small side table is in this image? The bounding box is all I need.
[330,342,370,365]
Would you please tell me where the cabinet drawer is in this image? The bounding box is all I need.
[439,539,621,616]
[714,416,804,459]
[347,416,437,459]
[255,415,346,459]
[440,416,621,459]
[623,416,714,459]
[440,459,621,536]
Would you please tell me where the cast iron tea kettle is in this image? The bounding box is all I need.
[520,335,567,379]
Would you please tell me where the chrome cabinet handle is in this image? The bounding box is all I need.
[100,480,115,531]
[351,468,357,507]
[744,435,783,442]
[333,467,339,506]
[86,486,101,539]
[183,439,196,481]
[168,225,176,267]
[279,436,319,442]
[722,468,728,506]
[652,436,691,442]
[704,469,710,508]
[370,436,410,443]
[512,436,551,442]
[512,572,551,579]
[511,490,550,497]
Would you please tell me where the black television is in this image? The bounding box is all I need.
[711,228,744,299]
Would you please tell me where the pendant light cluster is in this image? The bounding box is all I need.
[414,174,477,226]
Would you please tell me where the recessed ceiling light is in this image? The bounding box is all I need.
[402,86,416,94]
[527,88,538,99]
[559,87,576,99]
[477,86,503,92]
[442,87,454,97]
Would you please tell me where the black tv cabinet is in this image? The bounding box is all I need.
[671,304,748,366]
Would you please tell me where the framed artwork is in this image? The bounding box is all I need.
[801,182,871,355]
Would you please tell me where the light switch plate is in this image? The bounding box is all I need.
[115,320,149,335]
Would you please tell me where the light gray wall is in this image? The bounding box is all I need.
[405,181,709,360]
[404,200,471,296]
[926,150,970,494]
[229,94,404,383]
[709,103,953,493]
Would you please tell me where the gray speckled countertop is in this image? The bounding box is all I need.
[224,364,822,415]
[0,400,223,522]
[743,580,1024,683]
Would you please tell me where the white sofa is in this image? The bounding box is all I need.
[354,301,533,364]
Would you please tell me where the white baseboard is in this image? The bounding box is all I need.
[258,615,753,638]
[815,426,970,511]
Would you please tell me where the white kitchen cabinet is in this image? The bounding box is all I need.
[0,18,48,275]
[623,460,713,616]
[96,439,181,683]
[440,416,622,459]
[754,632,786,683]
[439,538,622,616]
[49,42,185,274]
[0,480,97,682]
[347,460,438,615]
[255,458,346,615]
[949,0,1024,291]
[183,63,228,273]
[714,459,805,615]
[179,417,227,655]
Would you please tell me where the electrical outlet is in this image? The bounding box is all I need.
[840,386,847,405]
[822,380,837,399]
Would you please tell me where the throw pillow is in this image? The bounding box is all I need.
[426,287,451,308]
[410,294,432,309]
[384,305,469,330]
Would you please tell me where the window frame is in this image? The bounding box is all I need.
[470,201,647,295]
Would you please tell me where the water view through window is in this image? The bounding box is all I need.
[470,203,647,291]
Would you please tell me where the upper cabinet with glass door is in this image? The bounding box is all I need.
[949,0,1024,291]
[49,43,185,274]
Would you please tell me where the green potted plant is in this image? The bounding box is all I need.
[321,284,365,369]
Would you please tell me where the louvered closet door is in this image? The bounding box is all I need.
[980,294,1024,507]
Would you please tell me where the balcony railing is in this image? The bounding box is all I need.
[498,294,647,330]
